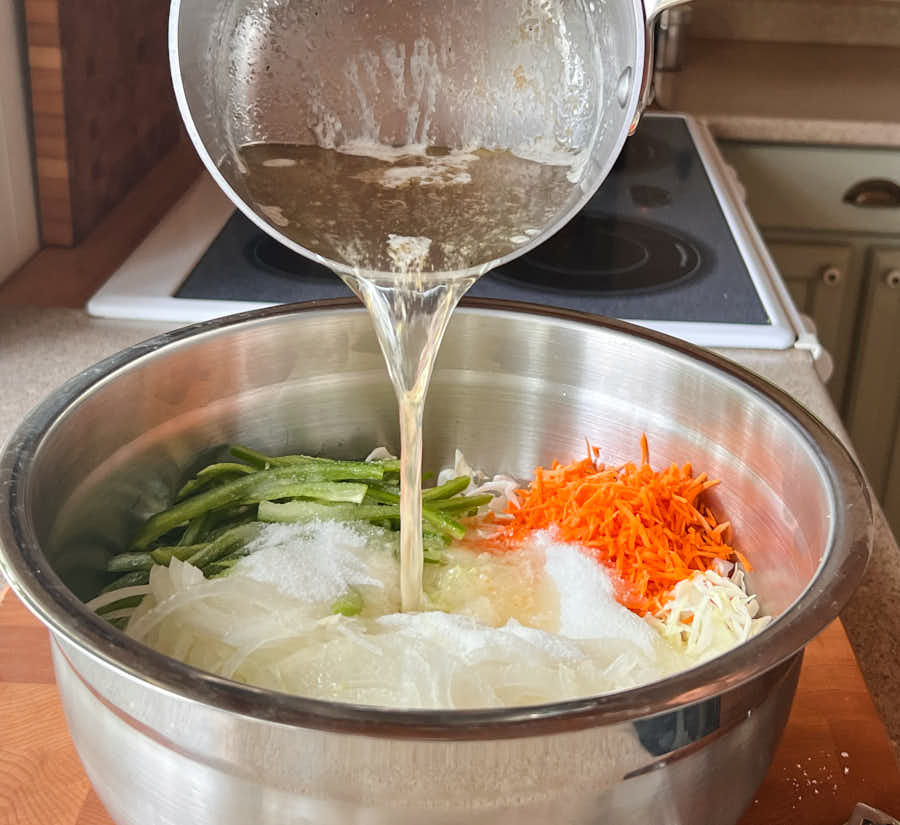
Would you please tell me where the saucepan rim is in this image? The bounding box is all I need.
[0,299,873,740]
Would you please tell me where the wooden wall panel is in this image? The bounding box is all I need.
[25,0,181,248]
[0,0,40,279]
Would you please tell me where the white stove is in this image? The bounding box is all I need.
[88,114,817,356]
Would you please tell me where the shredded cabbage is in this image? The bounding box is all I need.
[647,569,771,662]
[377,446,520,516]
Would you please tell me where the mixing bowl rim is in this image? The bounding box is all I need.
[0,299,873,740]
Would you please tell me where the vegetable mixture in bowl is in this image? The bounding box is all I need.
[89,436,770,709]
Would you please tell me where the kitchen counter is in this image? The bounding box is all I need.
[654,39,900,147]
[0,305,898,763]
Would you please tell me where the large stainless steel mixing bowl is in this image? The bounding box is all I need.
[0,301,871,825]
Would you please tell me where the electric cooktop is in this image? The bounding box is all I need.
[88,114,799,349]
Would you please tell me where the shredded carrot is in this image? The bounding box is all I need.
[495,437,745,615]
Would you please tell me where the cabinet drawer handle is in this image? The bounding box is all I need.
[821,266,842,285]
[886,269,900,289]
[843,178,900,208]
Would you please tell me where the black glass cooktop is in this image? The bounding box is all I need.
[176,115,769,325]
[501,215,700,293]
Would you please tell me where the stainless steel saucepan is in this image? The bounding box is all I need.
[0,301,872,825]
[169,0,689,281]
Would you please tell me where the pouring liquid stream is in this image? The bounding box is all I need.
[234,143,578,610]
[348,273,474,610]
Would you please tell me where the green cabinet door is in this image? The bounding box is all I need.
[845,246,900,538]
[764,239,857,409]
[885,412,900,540]
[719,142,900,235]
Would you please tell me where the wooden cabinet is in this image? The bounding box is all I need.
[719,141,900,536]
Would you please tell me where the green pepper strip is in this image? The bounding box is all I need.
[176,463,256,501]
[186,524,260,570]
[150,544,206,565]
[363,486,470,539]
[95,594,145,615]
[101,570,150,594]
[427,494,494,514]
[330,588,364,616]
[178,512,211,546]
[199,548,251,579]
[198,462,256,480]
[422,476,470,501]
[131,465,383,550]
[258,500,401,525]
[364,487,400,505]
[258,499,466,540]
[231,445,400,474]
[421,507,466,540]
[106,552,155,573]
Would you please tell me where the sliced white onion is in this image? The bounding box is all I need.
[85,585,151,612]
[365,446,396,462]
[100,608,136,622]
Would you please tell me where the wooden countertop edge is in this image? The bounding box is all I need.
[0,137,203,309]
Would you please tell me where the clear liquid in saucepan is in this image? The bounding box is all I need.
[234,143,577,276]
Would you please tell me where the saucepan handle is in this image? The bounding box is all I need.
[632,0,693,133]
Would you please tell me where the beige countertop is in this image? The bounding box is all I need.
[0,305,898,762]
[655,39,900,147]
